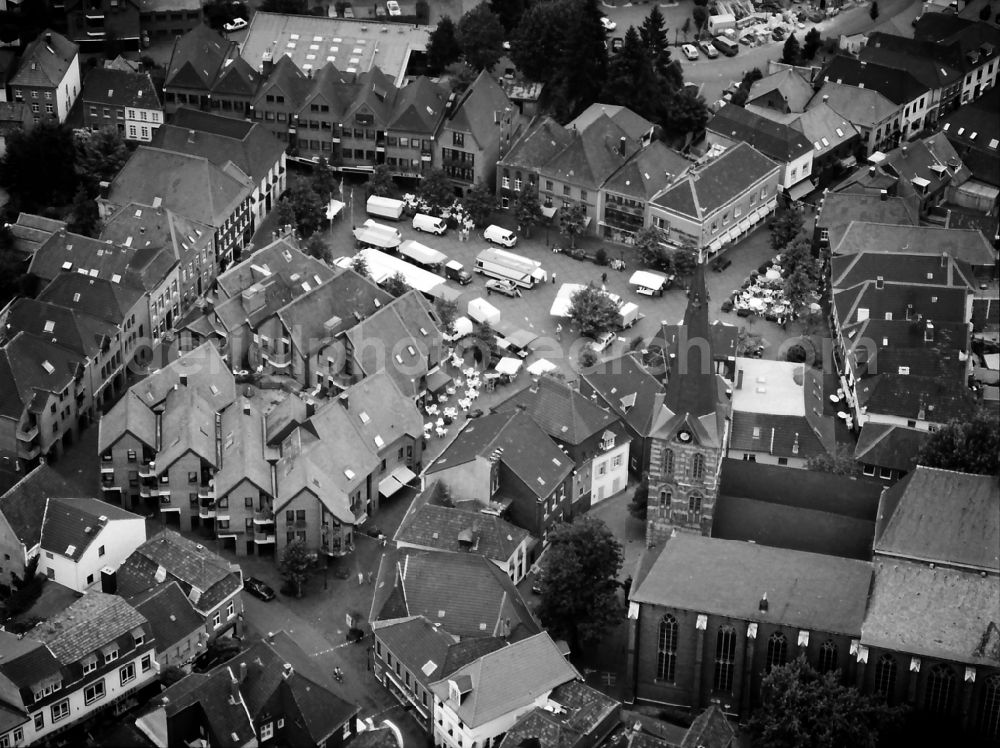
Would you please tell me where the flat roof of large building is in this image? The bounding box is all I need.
[240,12,430,84]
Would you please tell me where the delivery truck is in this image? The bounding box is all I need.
[366,195,406,220]
[399,240,447,273]
[474,247,546,288]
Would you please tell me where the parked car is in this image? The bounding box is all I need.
[712,257,733,272]
[386,0,401,15]
[771,27,787,41]
[600,16,616,31]
[698,40,719,58]
[681,43,700,61]
[223,17,248,31]
[243,576,276,601]
[589,330,616,352]
[485,279,522,297]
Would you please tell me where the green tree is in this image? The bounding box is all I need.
[670,247,698,277]
[569,284,621,338]
[7,555,45,616]
[639,6,677,83]
[557,202,588,248]
[434,297,459,335]
[537,517,625,650]
[628,478,648,520]
[635,226,672,271]
[350,254,370,278]
[310,157,339,203]
[427,16,462,75]
[513,185,543,238]
[365,164,396,198]
[279,539,311,597]
[730,67,764,107]
[74,127,129,194]
[544,0,609,121]
[305,234,330,262]
[769,205,804,251]
[160,665,186,687]
[281,177,325,236]
[382,272,411,298]
[510,0,568,83]
[444,60,479,93]
[659,86,708,138]
[692,6,709,36]
[803,28,822,60]
[869,1,879,20]
[805,443,860,476]
[464,181,495,227]
[0,121,78,211]
[473,319,499,362]
[456,4,505,71]
[917,409,1000,475]
[416,169,455,213]
[749,656,902,748]
[490,0,525,33]
[782,33,801,65]
[67,186,101,237]
[602,27,664,123]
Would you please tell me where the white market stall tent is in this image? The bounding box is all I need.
[468,297,501,326]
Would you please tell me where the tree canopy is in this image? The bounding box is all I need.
[770,205,805,251]
[782,33,801,64]
[635,226,672,272]
[805,443,860,477]
[917,408,1000,475]
[537,517,625,649]
[0,121,78,212]
[569,284,620,338]
[416,169,455,213]
[513,185,543,238]
[490,0,526,33]
[464,181,496,227]
[426,16,462,75]
[456,4,505,71]
[74,127,129,194]
[277,177,325,236]
[366,164,396,198]
[749,656,902,748]
[382,272,412,298]
[434,297,460,335]
[803,27,822,60]
[279,539,311,597]
[557,203,588,248]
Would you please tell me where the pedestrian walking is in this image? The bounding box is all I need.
[357,572,364,586]
[601,272,608,284]
[556,323,563,341]
[379,533,387,548]
[551,272,556,285]
[367,571,374,584]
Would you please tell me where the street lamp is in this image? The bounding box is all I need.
[544,196,553,247]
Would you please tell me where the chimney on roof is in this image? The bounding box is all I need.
[945,209,952,229]
[45,32,52,44]
[99,181,111,199]
[188,130,196,143]
[880,189,888,201]
[100,566,117,594]
[618,136,626,157]
[759,592,769,613]
[924,320,934,342]
[901,145,908,156]
[339,392,349,410]
[238,662,247,683]
[282,663,294,680]
[941,251,948,268]
[869,165,876,177]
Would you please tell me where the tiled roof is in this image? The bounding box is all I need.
[785,103,861,158]
[389,76,447,134]
[81,67,161,109]
[746,68,814,113]
[912,13,1000,71]
[154,668,255,748]
[493,376,621,446]
[337,368,424,454]
[1,297,117,362]
[876,131,973,194]
[811,81,898,128]
[855,371,974,421]
[116,529,242,613]
[8,213,65,257]
[129,342,235,411]
[251,54,311,111]
[501,116,573,172]
[0,465,78,548]
[874,466,999,571]
[859,35,963,91]
[41,498,142,561]
[499,680,619,748]
[28,592,147,665]
[707,104,812,162]
[0,332,82,417]
[36,270,144,325]
[820,55,928,106]
[569,104,653,141]
[544,114,638,188]
[853,422,928,472]
[216,237,334,302]
[394,497,530,563]
[164,24,237,91]
[430,633,580,728]
[729,412,830,459]
[941,85,1000,188]
[156,387,219,470]
[128,580,203,652]
[446,70,513,148]
[426,410,572,499]
[602,141,691,200]
[0,629,61,691]
[832,278,969,329]
[581,353,665,438]
[11,30,77,89]
[98,390,156,454]
[650,142,778,219]
[861,559,1000,666]
[817,193,918,250]
[830,250,972,292]
[214,399,271,499]
[680,705,734,748]
[29,229,136,285]
[381,550,540,640]
[154,108,284,184]
[631,533,873,636]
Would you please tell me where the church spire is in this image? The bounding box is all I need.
[663,262,717,418]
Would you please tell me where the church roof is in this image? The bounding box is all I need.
[662,264,717,419]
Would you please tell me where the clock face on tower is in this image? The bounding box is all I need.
[677,430,692,443]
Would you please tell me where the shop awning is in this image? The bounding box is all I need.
[738,218,751,234]
[527,358,557,376]
[495,357,523,376]
[326,199,345,220]
[507,329,538,350]
[541,204,558,219]
[787,180,815,202]
[379,465,418,497]
[750,208,764,223]
[709,238,723,252]
[426,368,452,393]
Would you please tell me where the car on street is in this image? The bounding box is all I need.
[386,1,401,15]
[485,279,522,297]
[600,16,616,32]
[771,27,787,41]
[681,43,700,61]
[589,330,617,353]
[698,40,719,58]
[243,576,276,601]
[223,17,248,31]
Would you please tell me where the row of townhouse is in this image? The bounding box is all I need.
[99,340,425,560]
[61,0,203,53]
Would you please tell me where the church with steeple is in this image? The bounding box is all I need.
[645,263,730,544]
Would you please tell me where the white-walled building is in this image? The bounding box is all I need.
[39,498,146,593]
[10,29,80,123]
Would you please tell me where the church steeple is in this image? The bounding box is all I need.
[663,262,716,418]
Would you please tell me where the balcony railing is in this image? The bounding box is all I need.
[253,531,276,544]
[140,485,167,498]
[262,349,291,368]
[138,461,156,478]
[253,512,275,525]
[198,485,215,500]
[100,465,115,474]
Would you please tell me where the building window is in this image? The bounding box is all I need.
[713,626,736,693]
[104,648,118,664]
[691,453,705,480]
[84,679,106,704]
[261,722,274,741]
[83,659,97,675]
[141,654,152,672]
[120,663,136,686]
[99,545,105,557]
[659,490,671,507]
[818,640,838,674]
[51,699,70,722]
[925,664,955,715]
[979,674,1000,738]
[227,601,235,618]
[688,494,702,523]
[33,714,43,732]
[656,615,677,682]
[765,632,787,671]
[662,449,674,476]
[874,654,897,699]
[213,612,222,628]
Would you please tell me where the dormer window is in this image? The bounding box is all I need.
[82,654,98,675]
[600,430,616,451]
[102,645,118,664]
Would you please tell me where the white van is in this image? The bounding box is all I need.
[483,224,517,247]
[412,213,447,235]
[366,195,406,220]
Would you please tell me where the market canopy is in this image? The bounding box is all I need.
[426,369,453,393]
[378,465,417,497]
[541,204,558,219]
[494,357,523,376]
[527,358,557,376]
[629,270,669,292]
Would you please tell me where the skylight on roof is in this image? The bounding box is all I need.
[835,128,844,138]
[374,434,384,448]
[958,127,965,135]
[73,293,80,302]
[290,33,300,39]
[970,132,978,140]
[111,274,121,284]
[286,42,296,49]
[359,412,370,423]
[990,139,999,150]
[943,123,951,131]
[821,137,830,147]
[344,468,355,480]
[44,320,54,333]
[66,544,76,555]
[61,261,72,270]
[310,44,319,50]
[42,360,55,374]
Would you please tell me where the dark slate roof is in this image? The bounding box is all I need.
[157,668,256,748]
[0,629,62,690]
[680,705,735,748]
[707,104,811,162]
[859,34,963,91]
[446,70,513,148]
[0,332,83,419]
[545,114,638,188]
[816,192,918,250]
[492,376,622,446]
[602,141,691,200]
[912,13,1000,72]
[251,54,311,111]
[663,265,717,419]
[501,116,573,172]
[581,353,665,438]
[853,422,928,472]
[129,581,204,652]
[394,497,531,563]
[650,142,779,219]
[940,85,1000,188]
[498,680,620,748]
[35,265,144,325]
[820,55,929,106]
[81,67,161,109]
[164,24,235,91]
[0,465,79,548]
[41,498,141,561]
[27,592,148,665]
[116,529,242,613]
[389,76,447,134]
[874,466,999,571]
[630,534,873,636]
[728,412,830,459]
[11,29,77,89]
[746,68,814,113]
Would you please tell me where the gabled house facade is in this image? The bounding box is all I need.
[10,30,80,123]
[80,67,163,141]
[162,24,259,118]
